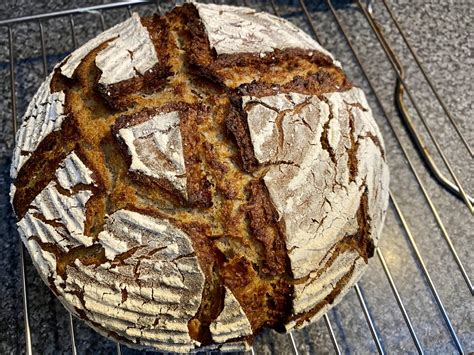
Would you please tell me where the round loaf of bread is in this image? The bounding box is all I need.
[10,2,389,352]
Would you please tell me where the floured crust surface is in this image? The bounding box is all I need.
[10,2,389,352]
[192,2,337,62]
[241,89,389,327]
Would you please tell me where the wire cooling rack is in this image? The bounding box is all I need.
[1,0,472,354]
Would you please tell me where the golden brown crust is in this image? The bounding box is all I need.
[244,179,289,276]
[209,49,351,96]
[12,120,78,218]
[225,96,260,173]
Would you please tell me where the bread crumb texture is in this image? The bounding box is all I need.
[10,2,389,352]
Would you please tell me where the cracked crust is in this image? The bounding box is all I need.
[242,89,389,327]
[10,2,389,352]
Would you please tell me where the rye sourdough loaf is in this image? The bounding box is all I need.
[10,2,390,352]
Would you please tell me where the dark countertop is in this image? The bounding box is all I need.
[0,1,472,354]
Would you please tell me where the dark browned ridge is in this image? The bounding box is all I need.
[12,3,367,348]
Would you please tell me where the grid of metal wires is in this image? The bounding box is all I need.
[1,0,472,354]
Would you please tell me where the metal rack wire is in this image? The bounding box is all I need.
[1,0,472,354]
